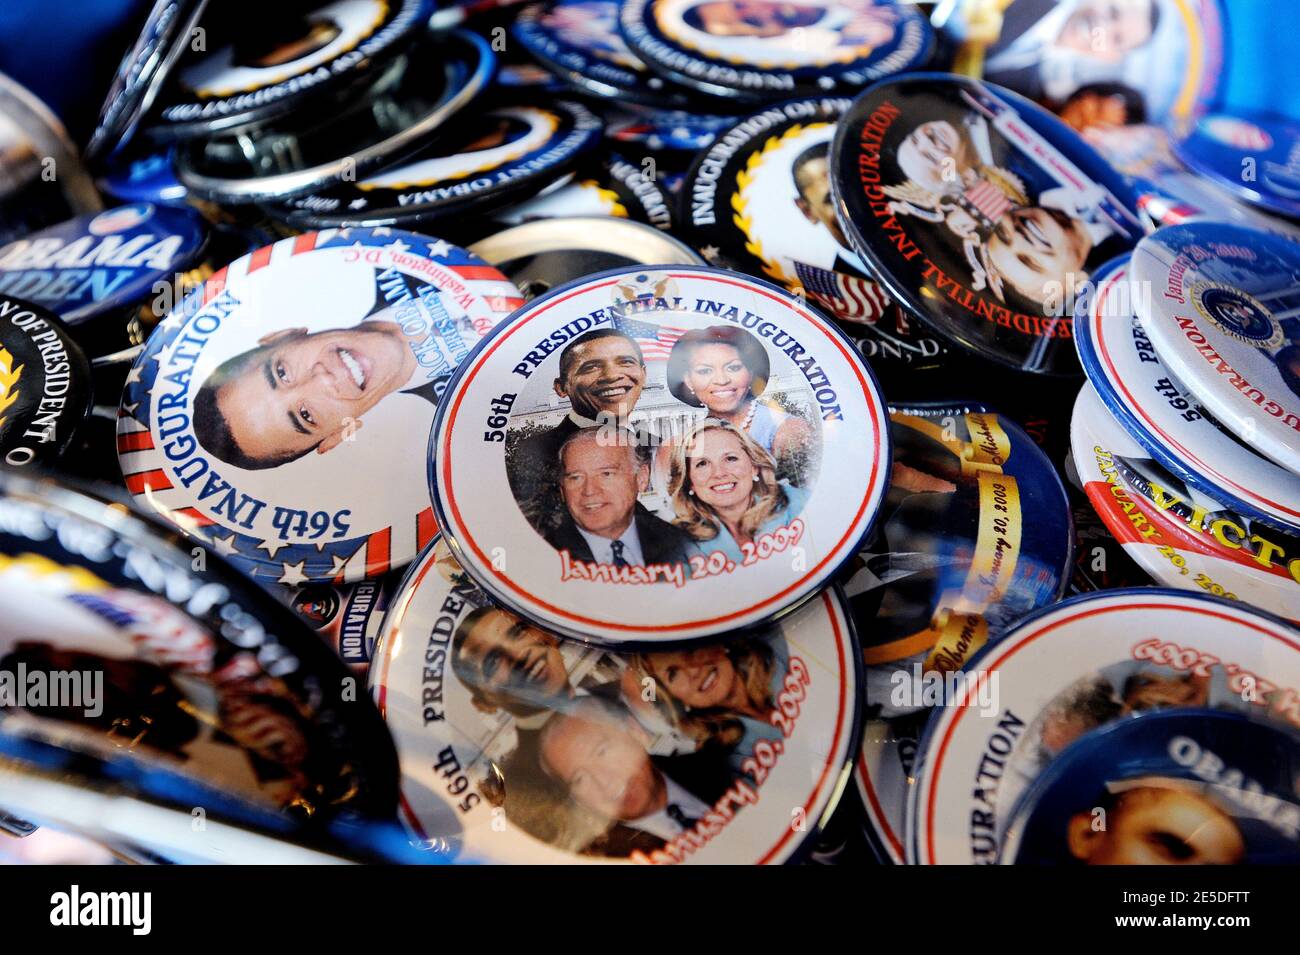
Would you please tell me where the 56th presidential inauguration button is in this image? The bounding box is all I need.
[829,73,1144,374]
[369,535,861,862]
[117,228,524,585]
[1130,221,1300,476]
[430,265,890,643]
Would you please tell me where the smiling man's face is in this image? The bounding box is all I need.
[213,324,413,465]
[541,701,664,822]
[457,609,570,706]
[559,434,647,540]
[554,334,645,420]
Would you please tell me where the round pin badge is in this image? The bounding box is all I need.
[84,0,210,162]
[1000,709,1300,865]
[934,0,1223,127]
[847,401,1073,863]
[489,153,677,234]
[830,73,1146,374]
[1174,110,1300,219]
[469,217,703,301]
[908,587,1300,865]
[117,228,525,585]
[174,27,494,205]
[431,265,891,643]
[513,0,696,108]
[0,467,401,823]
[1130,221,1300,475]
[0,296,93,471]
[0,203,209,353]
[619,0,933,102]
[1076,256,1300,532]
[369,535,862,862]
[683,98,895,329]
[1071,383,1300,622]
[151,0,434,138]
[267,98,603,229]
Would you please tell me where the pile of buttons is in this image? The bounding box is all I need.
[0,0,1295,866]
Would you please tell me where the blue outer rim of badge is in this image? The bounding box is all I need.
[1075,255,1300,534]
[618,0,934,103]
[426,262,893,649]
[267,91,603,231]
[998,707,1300,865]
[829,71,1142,376]
[512,0,697,108]
[118,227,499,583]
[150,0,437,140]
[852,399,1075,865]
[0,202,210,325]
[1174,110,1300,220]
[84,0,211,163]
[372,531,868,863]
[903,586,1300,863]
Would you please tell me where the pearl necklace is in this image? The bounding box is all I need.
[739,398,758,431]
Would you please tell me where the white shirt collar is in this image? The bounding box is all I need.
[575,519,644,567]
[634,776,712,841]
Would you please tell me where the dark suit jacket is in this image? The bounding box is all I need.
[654,745,735,808]
[511,417,583,533]
[544,504,693,571]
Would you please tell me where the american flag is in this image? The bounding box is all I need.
[611,314,688,361]
[962,179,1014,226]
[795,262,890,323]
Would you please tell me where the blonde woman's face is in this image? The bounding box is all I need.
[685,343,752,415]
[648,646,738,709]
[688,430,757,511]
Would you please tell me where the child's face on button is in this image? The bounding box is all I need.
[1068,786,1245,865]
